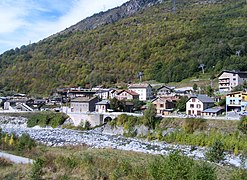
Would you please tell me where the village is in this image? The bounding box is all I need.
[0,70,247,126]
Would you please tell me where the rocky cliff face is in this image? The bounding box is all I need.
[58,0,164,35]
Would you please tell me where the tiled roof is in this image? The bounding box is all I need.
[217,70,247,77]
[117,90,139,96]
[128,83,151,88]
[71,96,97,102]
[196,94,215,103]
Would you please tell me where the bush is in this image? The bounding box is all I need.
[191,162,216,180]
[149,151,217,180]
[183,118,206,133]
[205,139,225,163]
[238,116,247,134]
[17,133,36,152]
[30,158,44,179]
[27,112,67,128]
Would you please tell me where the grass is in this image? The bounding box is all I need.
[1,145,243,179]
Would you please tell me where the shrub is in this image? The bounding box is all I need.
[205,139,225,163]
[149,151,217,180]
[191,162,216,180]
[238,116,247,134]
[30,157,44,179]
[17,133,36,152]
[27,112,67,128]
[183,118,206,133]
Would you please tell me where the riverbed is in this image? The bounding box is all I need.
[0,115,246,168]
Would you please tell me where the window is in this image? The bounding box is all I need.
[233,78,236,81]
[196,104,201,108]
[190,104,194,108]
[192,98,196,102]
[160,104,164,108]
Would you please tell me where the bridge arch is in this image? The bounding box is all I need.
[104,116,113,123]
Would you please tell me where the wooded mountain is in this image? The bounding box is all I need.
[0,0,247,95]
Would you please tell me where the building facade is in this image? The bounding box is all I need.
[152,96,179,115]
[218,70,247,92]
[128,84,152,101]
[70,96,98,113]
[226,91,247,112]
[116,90,139,101]
[186,94,215,116]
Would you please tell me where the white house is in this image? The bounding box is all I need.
[95,88,116,100]
[95,100,110,113]
[128,83,153,101]
[186,94,215,116]
[218,70,247,92]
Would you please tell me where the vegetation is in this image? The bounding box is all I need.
[143,103,157,129]
[1,0,247,94]
[0,130,36,154]
[27,112,67,128]
[0,145,244,180]
[149,151,217,180]
[206,139,225,163]
[238,116,247,134]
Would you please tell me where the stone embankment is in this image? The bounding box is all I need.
[0,115,245,168]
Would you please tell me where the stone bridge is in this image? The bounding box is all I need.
[66,111,142,127]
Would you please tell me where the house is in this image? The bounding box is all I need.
[218,70,247,92]
[95,89,116,100]
[70,96,98,113]
[174,87,193,96]
[186,94,215,116]
[226,91,247,112]
[95,100,110,113]
[152,96,179,115]
[116,90,139,101]
[157,85,174,97]
[201,107,224,117]
[128,83,152,101]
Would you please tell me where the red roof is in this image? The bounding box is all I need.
[117,90,139,96]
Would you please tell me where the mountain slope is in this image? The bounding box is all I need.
[0,0,247,95]
[57,0,164,35]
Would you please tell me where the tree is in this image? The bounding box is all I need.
[110,97,124,112]
[206,86,214,97]
[176,96,188,112]
[143,103,157,129]
[131,99,144,111]
[193,83,198,92]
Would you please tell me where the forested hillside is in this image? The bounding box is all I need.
[0,0,247,95]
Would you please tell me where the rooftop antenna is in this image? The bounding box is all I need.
[172,0,176,13]
[199,64,205,74]
[137,71,144,82]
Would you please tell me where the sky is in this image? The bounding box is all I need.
[0,0,129,54]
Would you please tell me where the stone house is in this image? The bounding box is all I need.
[70,96,98,113]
